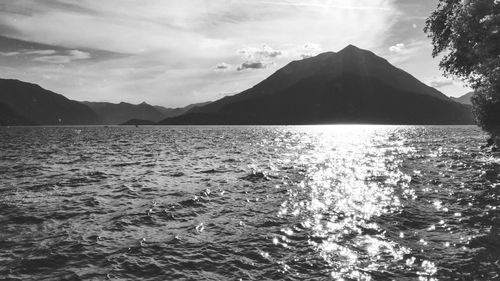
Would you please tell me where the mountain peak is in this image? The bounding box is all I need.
[338,44,365,54]
[345,44,360,49]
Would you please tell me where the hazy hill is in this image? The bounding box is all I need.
[0,78,101,125]
[82,101,165,125]
[154,102,212,118]
[82,101,213,125]
[159,45,473,125]
[452,92,473,105]
[121,118,157,125]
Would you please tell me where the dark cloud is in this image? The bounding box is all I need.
[0,35,64,53]
[237,61,268,71]
[234,45,282,71]
[0,34,123,65]
[0,0,98,17]
[214,62,230,71]
[216,63,229,69]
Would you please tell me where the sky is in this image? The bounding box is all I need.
[0,0,471,107]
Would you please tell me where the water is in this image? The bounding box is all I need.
[0,125,499,281]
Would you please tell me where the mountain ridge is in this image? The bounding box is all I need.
[0,78,101,125]
[0,78,212,125]
[0,46,475,126]
[82,101,166,125]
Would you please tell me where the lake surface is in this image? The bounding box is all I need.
[1,125,499,281]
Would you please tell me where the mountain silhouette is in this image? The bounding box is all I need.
[82,101,166,125]
[0,78,101,125]
[159,45,473,125]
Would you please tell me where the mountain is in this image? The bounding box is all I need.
[452,92,473,105]
[159,45,473,125]
[0,102,36,126]
[82,101,165,125]
[0,78,101,125]
[154,102,212,118]
[121,118,156,125]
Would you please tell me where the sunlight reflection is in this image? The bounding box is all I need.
[277,125,435,280]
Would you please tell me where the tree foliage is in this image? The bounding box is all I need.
[425,0,500,135]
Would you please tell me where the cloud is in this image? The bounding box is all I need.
[33,50,90,64]
[233,45,283,72]
[24,49,57,55]
[237,45,283,60]
[253,1,390,10]
[214,62,231,72]
[69,50,91,59]
[0,49,58,59]
[237,61,270,71]
[0,51,20,56]
[290,43,323,59]
[0,0,402,106]
[429,77,456,88]
[219,42,323,74]
[0,1,231,55]
[389,43,405,53]
[0,49,58,56]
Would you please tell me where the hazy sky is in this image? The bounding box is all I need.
[0,0,471,107]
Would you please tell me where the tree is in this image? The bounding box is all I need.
[424,0,500,136]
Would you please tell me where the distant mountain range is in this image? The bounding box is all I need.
[159,45,473,125]
[0,78,209,125]
[82,101,165,125]
[80,101,212,125]
[0,45,474,126]
[452,92,473,105]
[154,102,211,118]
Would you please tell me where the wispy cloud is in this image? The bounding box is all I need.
[238,45,283,60]
[428,77,457,89]
[33,50,90,64]
[291,43,323,59]
[253,0,391,10]
[385,40,429,65]
[0,51,20,56]
[430,80,454,89]
[25,49,56,55]
[1,49,57,56]
[389,43,405,53]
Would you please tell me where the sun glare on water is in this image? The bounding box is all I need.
[276,125,437,280]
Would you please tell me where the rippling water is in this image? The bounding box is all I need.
[1,125,499,280]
